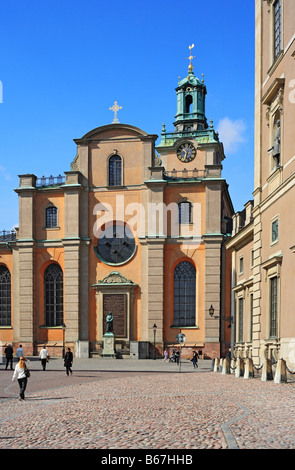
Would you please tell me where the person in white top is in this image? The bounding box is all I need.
[12,356,30,401]
[39,346,49,371]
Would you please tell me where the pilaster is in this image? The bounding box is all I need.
[204,234,224,355]
[63,239,80,344]
[16,241,35,346]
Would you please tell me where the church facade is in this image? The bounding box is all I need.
[0,53,233,359]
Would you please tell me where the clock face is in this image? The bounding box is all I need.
[96,224,136,265]
[177,142,196,163]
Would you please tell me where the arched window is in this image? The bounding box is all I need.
[46,206,58,228]
[185,95,193,113]
[44,264,63,326]
[173,261,196,327]
[178,201,192,224]
[0,266,11,326]
[109,155,122,186]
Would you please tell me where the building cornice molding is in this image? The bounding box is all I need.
[224,221,254,249]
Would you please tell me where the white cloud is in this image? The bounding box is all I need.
[0,164,12,181]
[217,117,247,154]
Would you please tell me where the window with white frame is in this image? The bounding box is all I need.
[270,276,278,338]
[273,0,282,60]
[238,297,244,342]
[271,218,279,244]
[239,256,244,275]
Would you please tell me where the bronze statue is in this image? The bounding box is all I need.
[273,119,280,167]
[106,312,114,334]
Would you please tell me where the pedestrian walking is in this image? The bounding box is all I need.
[15,345,24,361]
[64,347,73,376]
[39,345,49,370]
[12,356,30,401]
[175,350,180,365]
[4,344,13,370]
[192,351,199,368]
[163,349,168,362]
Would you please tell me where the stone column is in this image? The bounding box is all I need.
[142,176,167,350]
[204,234,223,357]
[252,207,262,364]
[63,239,80,346]
[147,238,165,345]
[204,181,223,357]
[14,175,36,353]
[63,172,82,351]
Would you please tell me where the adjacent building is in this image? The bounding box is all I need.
[226,0,295,366]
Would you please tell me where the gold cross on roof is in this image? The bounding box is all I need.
[109,101,122,123]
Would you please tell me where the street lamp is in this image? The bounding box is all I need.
[209,305,234,358]
[153,323,157,360]
[209,305,232,322]
[62,323,66,358]
[209,305,215,317]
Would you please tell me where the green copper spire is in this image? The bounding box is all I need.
[157,45,220,149]
[173,44,207,132]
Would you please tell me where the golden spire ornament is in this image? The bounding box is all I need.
[187,44,196,72]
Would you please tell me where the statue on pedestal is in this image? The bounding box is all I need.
[102,311,115,358]
[106,312,114,334]
[273,119,281,167]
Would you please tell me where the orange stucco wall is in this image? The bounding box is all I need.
[0,252,14,343]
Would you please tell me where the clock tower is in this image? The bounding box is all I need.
[154,45,234,358]
[156,45,225,176]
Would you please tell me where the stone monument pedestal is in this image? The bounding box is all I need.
[102,333,116,358]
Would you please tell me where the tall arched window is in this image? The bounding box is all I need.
[0,266,11,326]
[109,155,122,186]
[46,206,58,228]
[44,264,63,326]
[173,261,196,327]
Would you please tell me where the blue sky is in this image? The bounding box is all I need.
[0,0,255,230]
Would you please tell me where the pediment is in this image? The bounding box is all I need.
[94,271,136,286]
[74,124,150,144]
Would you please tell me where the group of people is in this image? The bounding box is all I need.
[163,348,200,368]
[3,343,74,401]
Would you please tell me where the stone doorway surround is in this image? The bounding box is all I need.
[92,272,137,349]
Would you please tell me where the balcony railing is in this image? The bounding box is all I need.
[36,175,65,187]
[164,168,207,181]
[0,229,17,241]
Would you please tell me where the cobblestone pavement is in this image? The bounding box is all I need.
[0,357,295,450]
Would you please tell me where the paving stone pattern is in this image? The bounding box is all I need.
[0,358,295,449]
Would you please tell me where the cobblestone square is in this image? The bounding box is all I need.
[1,357,295,451]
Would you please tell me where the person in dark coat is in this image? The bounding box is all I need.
[64,347,73,376]
[5,344,13,370]
[192,350,199,369]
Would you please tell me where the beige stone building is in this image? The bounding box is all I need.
[226,0,295,366]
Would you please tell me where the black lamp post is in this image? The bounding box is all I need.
[209,305,234,359]
[62,323,66,358]
[153,323,157,360]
